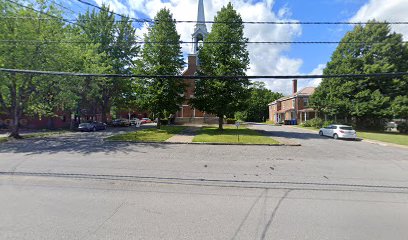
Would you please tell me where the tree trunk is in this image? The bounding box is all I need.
[9,105,22,139]
[157,117,161,129]
[101,95,109,123]
[218,115,223,130]
[9,74,22,139]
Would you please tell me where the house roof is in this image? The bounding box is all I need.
[268,87,316,105]
[296,87,315,96]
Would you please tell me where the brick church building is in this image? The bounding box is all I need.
[174,0,218,124]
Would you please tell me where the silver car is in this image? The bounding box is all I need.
[78,122,107,132]
[319,124,357,140]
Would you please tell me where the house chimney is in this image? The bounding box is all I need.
[292,79,298,94]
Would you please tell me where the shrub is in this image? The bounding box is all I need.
[322,120,334,128]
[397,122,408,133]
[226,118,236,124]
[309,118,324,128]
[301,120,312,127]
[234,112,247,121]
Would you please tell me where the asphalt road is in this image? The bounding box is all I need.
[0,124,408,239]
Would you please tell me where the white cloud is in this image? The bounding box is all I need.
[350,0,408,40]
[302,63,326,89]
[98,0,304,93]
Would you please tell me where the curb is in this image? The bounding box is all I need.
[104,139,301,146]
[361,139,408,149]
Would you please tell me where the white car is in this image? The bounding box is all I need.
[319,124,357,140]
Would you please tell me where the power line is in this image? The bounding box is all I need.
[73,0,408,25]
[75,0,145,28]
[2,15,408,25]
[1,40,406,45]
[5,0,84,28]
[1,68,408,79]
[52,0,76,14]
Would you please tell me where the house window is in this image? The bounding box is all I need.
[303,98,309,107]
[292,99,295,108]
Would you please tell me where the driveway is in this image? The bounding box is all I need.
[1,123,408,239]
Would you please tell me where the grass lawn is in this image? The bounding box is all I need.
[297,125,407,146]
[23,130,69,139]
[106,126,187,142]
[357,131,408,146]
[193,126,280,144]
[0,130,68,143]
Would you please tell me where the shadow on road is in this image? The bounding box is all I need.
[0,126,170,155]
[254,128,324,140]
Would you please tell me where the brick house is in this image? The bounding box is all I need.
[268,80,317,124]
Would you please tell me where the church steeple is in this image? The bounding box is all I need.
[192,0,208,54]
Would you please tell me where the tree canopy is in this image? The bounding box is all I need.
[244,82,283,122]
[310,20,408,129]
[192,3,250,130]
[135,8,184,129]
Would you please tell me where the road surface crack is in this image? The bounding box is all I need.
[88,201,126,237]
[260,190,291,240]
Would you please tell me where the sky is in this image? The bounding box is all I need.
[63,0,408,95]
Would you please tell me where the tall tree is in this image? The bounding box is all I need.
[391,95,408,122]
[245,82,283,122]
[78,5,138,122]
[192,3,250,130]
[135,8,184,129]
[0,0,67,138]
[310,20,408,129]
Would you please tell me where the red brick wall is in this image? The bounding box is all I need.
[183,106,194,118]
[0,113,71,129]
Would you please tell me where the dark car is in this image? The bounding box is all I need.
[111,119,130,127]
[78,122,107,132]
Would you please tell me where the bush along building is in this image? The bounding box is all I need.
[174,0,218,124]
[268,80,317,125]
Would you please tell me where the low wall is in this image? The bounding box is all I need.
[175,117,219,125]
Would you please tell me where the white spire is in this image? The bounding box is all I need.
[192,0,208,54]
[197,0,206,28]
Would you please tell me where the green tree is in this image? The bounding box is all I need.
[192,3,250,130]
[0,0,68,137]
[78,5,138,122]
[245,82,283,122]
[391,95,408,121]
[310,20,408,129]
[135,8,184,129]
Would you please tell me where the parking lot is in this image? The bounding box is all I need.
[1,124,408,239]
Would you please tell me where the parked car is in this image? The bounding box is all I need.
[140,118,152,124]
[111,119,130,127]
[319,124,357,140]
[130,118,141,126]
[78,122,107,132]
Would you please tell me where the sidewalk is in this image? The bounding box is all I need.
[165,127,200,143]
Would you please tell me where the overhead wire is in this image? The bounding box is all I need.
[1,40,406,45]
[75,0,144,27]
[2,15,408,25]
[74,0,408,25]
[1,68,408,80]
[4,0,84,28]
